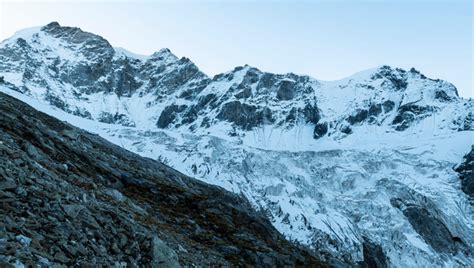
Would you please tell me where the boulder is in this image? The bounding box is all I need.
[151,237,180,268]
[314,122,328,139]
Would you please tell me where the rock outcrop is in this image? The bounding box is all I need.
[455,146,474,199]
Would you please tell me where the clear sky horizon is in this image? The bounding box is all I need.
[0,0,472,97]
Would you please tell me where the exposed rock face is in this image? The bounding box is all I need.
[217,101,274,130]
[157,104,187,128]
[0,92,325,267]
[371,65,408,91]
[389,183,471,258]
[360,240,388,268]
[391,104,435,131]
[313,122,328,139]
[98,111,135,127]
[402,207,463,254]
[346,101,394,126]
[276,79,297,100]
[153,66,320,132]
[455,146,474,198]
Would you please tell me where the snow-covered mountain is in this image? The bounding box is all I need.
[1,22,473,267]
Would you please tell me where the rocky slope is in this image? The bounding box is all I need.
[0,22,473,267]
[0,91,328,267]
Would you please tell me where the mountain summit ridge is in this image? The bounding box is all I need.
[0,21,469,145]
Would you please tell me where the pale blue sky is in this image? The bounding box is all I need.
[1,0,472,97]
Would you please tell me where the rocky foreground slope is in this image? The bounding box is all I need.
[0,92,326,267]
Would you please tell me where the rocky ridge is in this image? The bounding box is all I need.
[0,22,471,141]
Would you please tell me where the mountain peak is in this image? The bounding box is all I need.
[41,21,61,30]
[158,47,172,54]
[39,22,112,50]
[0,22,113,57]
[150,48,176,58]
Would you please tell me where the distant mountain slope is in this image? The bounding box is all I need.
[0,22,473,267]
[0,91,325,267]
